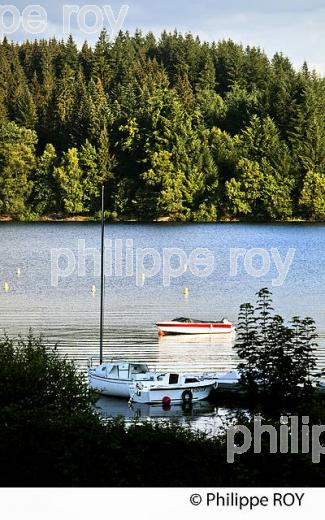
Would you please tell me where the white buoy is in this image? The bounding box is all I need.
[16,267,21,277]
[3,282,9,292]
[141,273,145,283]
[91,285,97,294]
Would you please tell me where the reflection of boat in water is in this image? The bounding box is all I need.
[157,317,235,336]
[156,333,238,376]
[95,396,217,420]
[95,397,237,435]
[158,332,235,346]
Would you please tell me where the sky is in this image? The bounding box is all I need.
[1,0,325,73]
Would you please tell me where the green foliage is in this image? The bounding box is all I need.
[0,331,324,486]
[54,148,85,213]
[31,143,58,214]
[235,288,318,398]
[299,170,325,220]
[0,332,93,416]
[225,158,263,216]
[0,33,324,221]
[0,121,37,216]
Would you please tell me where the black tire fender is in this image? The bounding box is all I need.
[182,389,193,403]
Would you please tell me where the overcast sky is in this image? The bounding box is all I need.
[3,1,325,73]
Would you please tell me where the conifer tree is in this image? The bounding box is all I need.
[31,143,58,215]
[235,289,318,398]
[54,148,85,214]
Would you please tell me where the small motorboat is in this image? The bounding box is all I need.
[205,370,241,390]
[88,361,158,398]
[156,317,235,336]
[129,372,218,404]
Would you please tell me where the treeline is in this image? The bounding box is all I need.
[0,31,324,221]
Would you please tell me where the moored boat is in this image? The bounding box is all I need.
[129,372,218,404]
[88,361,158,398]
[157,317,235,336]
[205,370,241,390]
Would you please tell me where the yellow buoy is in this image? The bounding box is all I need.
[91,285,97,294]
[3,282,9,292]
[183,287,189,296]
[16,267,21,277]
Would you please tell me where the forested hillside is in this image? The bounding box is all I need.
[0,31,324,221]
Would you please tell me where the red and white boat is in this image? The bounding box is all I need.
[156,317,235,336]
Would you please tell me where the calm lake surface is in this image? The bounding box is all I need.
[1,222,324,430]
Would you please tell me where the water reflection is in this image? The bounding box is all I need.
[158,332,235,346]
[157,333,236,372]
[95,396,237,435]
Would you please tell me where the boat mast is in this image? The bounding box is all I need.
[100,184,105,365]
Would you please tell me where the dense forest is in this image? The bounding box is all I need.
[0,30,324,221]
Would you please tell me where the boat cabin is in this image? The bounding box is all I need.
[94,361,150,380]
[156,373,201,385]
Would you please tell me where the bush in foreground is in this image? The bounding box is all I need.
[0,333,325,486]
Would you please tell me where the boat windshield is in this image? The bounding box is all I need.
[130,364,149,374]
[172,317,225,324]
[184,377,199,383]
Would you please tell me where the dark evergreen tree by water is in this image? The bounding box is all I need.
[235,288,318,398]
[0,32,324,221]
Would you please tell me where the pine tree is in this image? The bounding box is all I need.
[92,30,111,92]
[13,83,37,129]
[97,125,116,183]
[290,80,325,176]
[0,88,7,123]
[235,289,318,398]
[31,143,58,215]
[79,139,103,212]
[53,148,85,214]
[79,41,93,80]
[54,65,76,149]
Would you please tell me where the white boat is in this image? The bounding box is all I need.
[157,317,235,336]
[208,370,241,389]
[129,372,218,404]
[88,361,158,398]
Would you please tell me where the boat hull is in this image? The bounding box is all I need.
[157,322,235,335]
[130,381,216,404]
[88,372,132,398]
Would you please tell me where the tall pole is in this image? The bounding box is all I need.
[100,185,105,365]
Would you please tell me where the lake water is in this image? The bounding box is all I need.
[1,222,324,430]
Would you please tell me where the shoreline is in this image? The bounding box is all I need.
[0,215,322,224]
